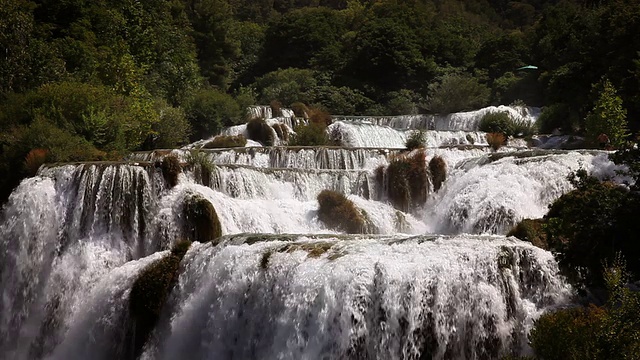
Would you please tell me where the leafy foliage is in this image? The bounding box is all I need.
[545,169,640,288]
[405,131,425,151]
[585,78,629,148]
[428,73,490,114]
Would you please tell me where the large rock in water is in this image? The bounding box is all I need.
[183,194,222,242]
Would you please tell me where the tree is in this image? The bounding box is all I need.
[585,78,628,148]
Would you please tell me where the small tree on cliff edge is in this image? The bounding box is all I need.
[585,78,629,148]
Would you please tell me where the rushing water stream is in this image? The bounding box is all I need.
[0,105,620,359]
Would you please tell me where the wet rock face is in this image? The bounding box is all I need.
[183,194,222,243]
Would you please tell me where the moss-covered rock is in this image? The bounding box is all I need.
[247,117,275,146]
[508,218,548,249]
[185,151,215,187]
[129,240,191,358]
[429,156,447,192]
[385,150,429,212]
[183,194,222,243]
[203,135,247,148]
[317,190,375,234]
[160,154,181,188]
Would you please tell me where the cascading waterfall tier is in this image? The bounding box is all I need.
[427,150,624,234]
[139,234,570,360]
[129,147,395,170]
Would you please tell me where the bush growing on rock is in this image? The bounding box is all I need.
[317,190,375,234]
[428,156,446,192]
[385,150,429,212]
[129,240,191,358]
[507,218,547,249]
[405,130,425,151]
[479,112,514,136]
[183,194,222,242]
[290,122,328,146]
[203,135,247,148]
[160,155,181,188]
[290,102,309,118]
[247,117,275,146]
[544,169,640,288]
[185,151,215,187]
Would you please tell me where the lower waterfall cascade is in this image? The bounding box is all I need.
[0,105,625,359]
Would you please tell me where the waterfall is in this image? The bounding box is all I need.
[427,150,623,234]
[140,235,570,360]
[1,103,591,359]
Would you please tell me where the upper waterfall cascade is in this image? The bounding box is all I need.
[0,104,618,359]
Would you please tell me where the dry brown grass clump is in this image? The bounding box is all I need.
[486,132,506,151]
[308,107,332,126]
[271,123,289,142]
[317,190,373,234]
[247,117,275,146]
[429,156,447,192]
[270,99,282,116]
[24,148,48,176]
[385,150,429,212]
[507,218,548,249]
[204,135,247,148]
[290,102,309,118]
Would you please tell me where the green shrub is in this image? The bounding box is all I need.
[317,190,374,234]
[405,130,425,151]
[507,218,547,249]
[183,194,222,242]
[129,240,191,358]
[428,156,446,192]
[479,112,515,136]
[253,68,317,106]
[289,122,328,146]
[530,305,606,360]
[530,259,640,359]
[160,155,181,188]
[537,103,579,134]
[153,101,191,149]
[585,78,629,148]
[385,150,429,212]
[246,117,275,146]
[427,73,490,114]
[544,169,640,288]
[184,89,242,141]
[203,135,247,148]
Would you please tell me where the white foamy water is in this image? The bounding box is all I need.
[141,234,570,360]
[427,150,623,234]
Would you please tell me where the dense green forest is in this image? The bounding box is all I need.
[1,0,640,203]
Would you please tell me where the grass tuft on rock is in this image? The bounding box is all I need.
[203,135,247,148]
[247,117,275,146]
[160,155,181,188]
[183,194,222,243]
[486,132,506,151]
[428,156,447,192]
[129,240,191,358]
[317,190,374,234]
[185,151,215,187]
[385,150,429,212]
